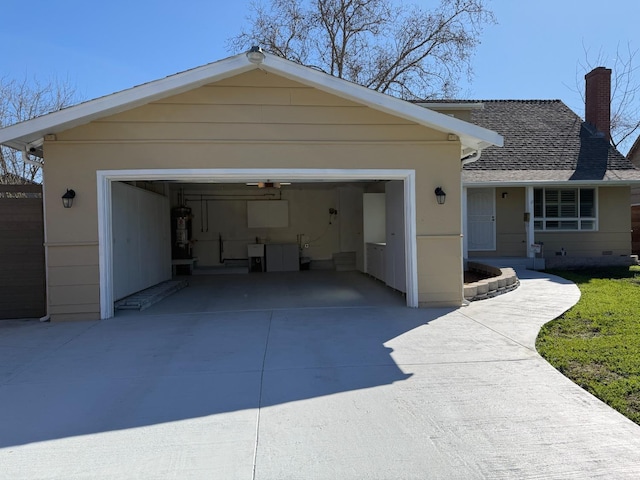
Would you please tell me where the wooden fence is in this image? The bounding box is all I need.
[0,184,45,319]
[632,206,640,256]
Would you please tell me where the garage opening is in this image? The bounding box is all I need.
[98,169,418,319]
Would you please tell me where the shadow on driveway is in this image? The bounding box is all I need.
[0,305,451,449]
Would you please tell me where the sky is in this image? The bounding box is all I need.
[1,0,638,145]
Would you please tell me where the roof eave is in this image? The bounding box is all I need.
[464,179,640,187]
[0,55,257,152]
[259,55,503,152]
[0,51,503,155]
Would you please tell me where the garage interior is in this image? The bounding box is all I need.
[110,178,408,314]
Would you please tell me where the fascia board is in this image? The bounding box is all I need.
[0,51,503,153]
[0,55,256,149]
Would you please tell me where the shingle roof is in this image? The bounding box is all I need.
[424,100,640,183]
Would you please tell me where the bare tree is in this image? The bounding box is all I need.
[0,76,77,184]
[228,0,495,99]
[575,42,640,155]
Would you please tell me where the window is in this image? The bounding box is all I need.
[533,188,597,231]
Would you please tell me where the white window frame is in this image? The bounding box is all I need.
[533,187,598,232]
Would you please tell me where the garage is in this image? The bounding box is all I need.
[102,170,417,318]
[0,50,501,321]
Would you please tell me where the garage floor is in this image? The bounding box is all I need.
[116,270,406,316]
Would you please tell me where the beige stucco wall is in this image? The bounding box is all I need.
[42,70,463,320]
[467,186,632,260]
[537,186,632,258]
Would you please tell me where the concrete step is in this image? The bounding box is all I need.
[115,280,188,311]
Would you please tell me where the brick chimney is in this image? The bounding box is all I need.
[584,67,611,140]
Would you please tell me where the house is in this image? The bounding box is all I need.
[628,135,640,254]
[423,67,640,269]
[0,50,502,321]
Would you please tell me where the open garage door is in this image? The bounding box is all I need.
[98,169,418,319]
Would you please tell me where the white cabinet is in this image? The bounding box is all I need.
[266,244,299,272]
[366,243,385,281]
[385,181,406,293]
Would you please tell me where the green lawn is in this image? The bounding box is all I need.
[536,265,640,424]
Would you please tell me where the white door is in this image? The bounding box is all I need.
[467,188,496,251]
[385,180,406,292]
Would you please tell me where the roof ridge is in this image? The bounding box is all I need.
[414,99,563,104]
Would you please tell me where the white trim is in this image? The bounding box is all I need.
[97,175,113,319]
[97,168,420,319]
[0,52,502,154]
[403,173,418,308]
[526,186,535,258]
[462,187,468,259]
[0,56,254,151]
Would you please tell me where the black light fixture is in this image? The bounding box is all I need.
[62,189,76,208]
[434,187,446,205]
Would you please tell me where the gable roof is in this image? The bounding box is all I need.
[0,51,502,157]
[628,134,640,167]
[423,100,640,185]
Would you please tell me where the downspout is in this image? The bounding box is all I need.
[461,149,482,166]
[22,149,51,322]
[22,148,44,167]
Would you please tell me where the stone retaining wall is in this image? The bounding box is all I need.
[464,261,519,302]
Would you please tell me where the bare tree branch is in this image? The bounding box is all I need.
[0,75,77,184]
[571,41,640,155]
[226,0,495,99]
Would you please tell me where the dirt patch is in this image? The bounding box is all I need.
[565,361,623,385]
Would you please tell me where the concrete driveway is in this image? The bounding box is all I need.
[2,270,640,479]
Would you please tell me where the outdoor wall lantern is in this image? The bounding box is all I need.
[434,187,446,205]
[62,189,76,208]
[246,46,265,64]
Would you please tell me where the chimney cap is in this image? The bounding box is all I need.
[585,66,612,80]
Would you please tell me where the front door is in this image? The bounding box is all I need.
[467,188,496,251]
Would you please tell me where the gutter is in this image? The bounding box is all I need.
[463,179,640,187]
[461,149,482,166]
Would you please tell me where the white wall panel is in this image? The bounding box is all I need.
[112,182,170,300]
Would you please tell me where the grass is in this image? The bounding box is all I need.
[536,265,640,424]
